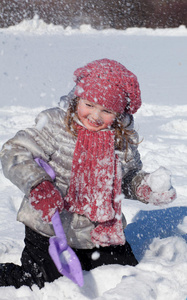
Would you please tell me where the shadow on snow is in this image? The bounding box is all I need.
[124,206,187,261]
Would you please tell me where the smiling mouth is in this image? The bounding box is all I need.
[87,118,103,127]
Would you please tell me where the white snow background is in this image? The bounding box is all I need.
[0,17,187,300]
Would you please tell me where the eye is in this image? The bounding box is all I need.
[85,103,93,107]
[103,110,112,114]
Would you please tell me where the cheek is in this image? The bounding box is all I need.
[104,115,116,125]
[77,105,86,119]
[77,109,82,119]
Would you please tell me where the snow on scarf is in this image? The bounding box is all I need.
[64,128,125,247]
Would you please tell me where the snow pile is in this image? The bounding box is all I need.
[146,167,172,193]
[0,18,186,300]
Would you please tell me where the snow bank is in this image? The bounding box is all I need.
[1,15,187,36]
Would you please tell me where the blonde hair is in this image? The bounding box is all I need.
[64,97,136,161]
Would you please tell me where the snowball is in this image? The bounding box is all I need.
[147,167,172,193]
[91,251,100,261]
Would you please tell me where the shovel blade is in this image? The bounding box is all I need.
[49,237,84,287]
[59,246,84,286]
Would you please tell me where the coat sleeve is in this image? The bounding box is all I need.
[120,139,147,200]
[119,115,148,201]
[0,110,55,197]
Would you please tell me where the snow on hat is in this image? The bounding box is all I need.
[74,58,141,114]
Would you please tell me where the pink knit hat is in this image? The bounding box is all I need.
[74,58,141,114]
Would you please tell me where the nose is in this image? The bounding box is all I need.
[92,109,101,121]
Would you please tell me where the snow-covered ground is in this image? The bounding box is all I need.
[0,18,187,300]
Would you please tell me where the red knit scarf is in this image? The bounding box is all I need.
[64,128,125,246]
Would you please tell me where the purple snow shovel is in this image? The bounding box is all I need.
[34,158,84,287]
[49,210,84,287]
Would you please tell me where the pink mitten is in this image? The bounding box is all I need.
[30,181,64,222]
[136,167,176,205]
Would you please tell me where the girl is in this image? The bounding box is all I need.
[0,59,176,289]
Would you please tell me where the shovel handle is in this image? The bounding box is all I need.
[34,157,56,180]
[51,210,67,242]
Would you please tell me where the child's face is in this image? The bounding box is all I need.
[77,98,116,132]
